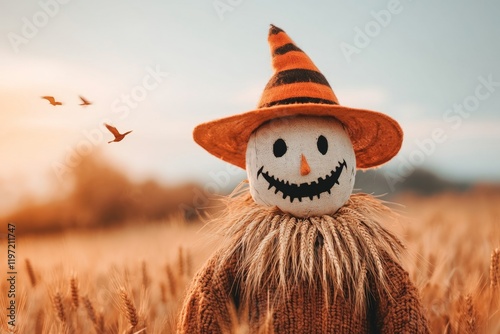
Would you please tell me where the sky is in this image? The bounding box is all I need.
[1,0,499,211]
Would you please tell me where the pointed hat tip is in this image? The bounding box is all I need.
[269,24,284,36]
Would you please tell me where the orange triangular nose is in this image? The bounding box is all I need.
[300,154,311,176]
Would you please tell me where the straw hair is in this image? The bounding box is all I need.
[212,187,405,315]
[193,24,403,169]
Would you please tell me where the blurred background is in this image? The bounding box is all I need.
[1,0,499,233]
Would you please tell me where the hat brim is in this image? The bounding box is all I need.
[193,103,403,170]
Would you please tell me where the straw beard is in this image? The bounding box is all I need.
[212,187,405,316]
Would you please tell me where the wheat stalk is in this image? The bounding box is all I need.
[119,288,139,328]
[178,247,185,277]
[82,295,104,333]
[52,291,66,323]
[458,294,477,334]
[34,309,44,334]
[82,295,97,323]
[185,249,193,277]
[166,264,177,297]
[159,282,167,304]
[70,275,79,309]
[25,259,37,287]
[491,248,499,289]
[141,261,150,289]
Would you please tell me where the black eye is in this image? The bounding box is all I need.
[317,135,328,155]
[273,138,287,157]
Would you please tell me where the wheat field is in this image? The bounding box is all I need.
[2,188,500,333]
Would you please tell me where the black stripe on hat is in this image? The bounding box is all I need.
[265,69,331,89]
[273,43,303,56]
[269,25,284,35]
[260,97,338,108]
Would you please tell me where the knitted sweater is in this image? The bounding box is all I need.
[178,249,429,333]
[178,194,430,333]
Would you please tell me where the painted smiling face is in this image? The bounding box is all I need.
[246,116,356,217]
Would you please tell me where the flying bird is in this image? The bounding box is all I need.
[41,96,62,106]
[104,123,132,144]
[79,95,92,106]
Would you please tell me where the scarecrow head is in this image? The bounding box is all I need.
[194,25,402,217]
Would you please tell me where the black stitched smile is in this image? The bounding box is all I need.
[257,160,347,203]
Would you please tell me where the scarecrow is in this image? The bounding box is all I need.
[178,25,429,333]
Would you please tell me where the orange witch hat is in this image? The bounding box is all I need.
[193,25,403,169]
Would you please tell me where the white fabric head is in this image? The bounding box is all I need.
[246,116,356,217]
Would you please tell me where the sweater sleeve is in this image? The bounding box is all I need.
[177,250,239,334]
[375,255,430,334]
